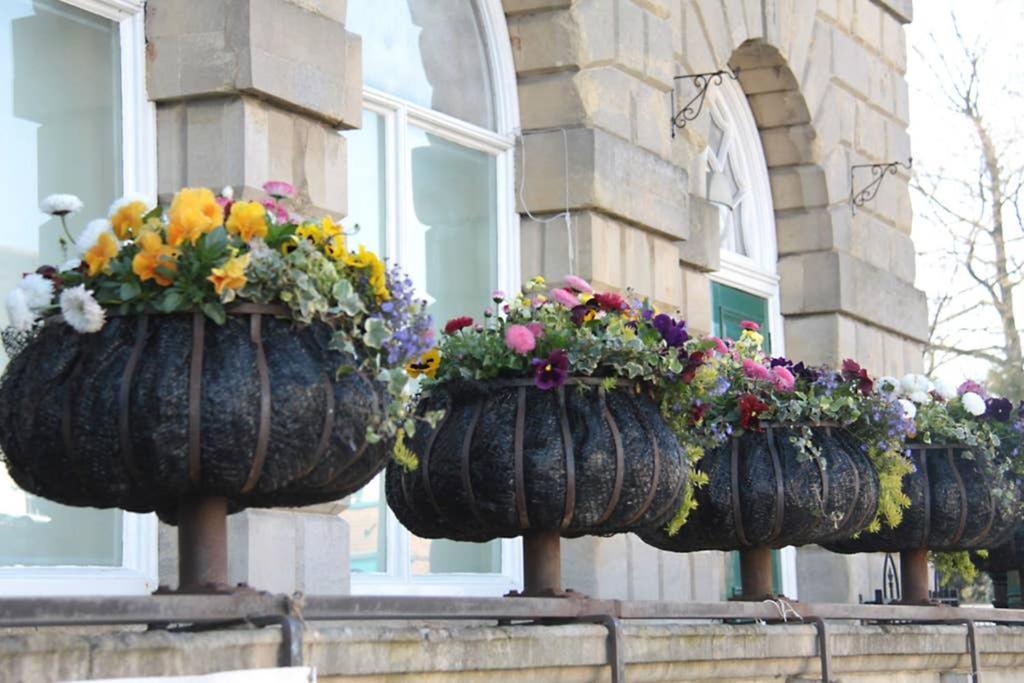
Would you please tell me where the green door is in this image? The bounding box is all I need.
[711,282,784,598]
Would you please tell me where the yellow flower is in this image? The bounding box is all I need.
[84,231,119,276]
[208,253,251,296]
[321,216,342,240]
[342,244,375,269]
[342,245,390,300]
[739,329,764,348]
[132,230,178,286]
[225,201,268,242]
[167,188,224,246]
[109,200,149,240]
[296,223,323,244]
[692,364,718,391]
[405,348,440,378]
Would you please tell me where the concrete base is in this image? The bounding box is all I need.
[159,505,350,595]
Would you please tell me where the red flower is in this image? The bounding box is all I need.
[690,403,709,425]
[841,358,874,395]
[738,393,770,431]
[593,292,627,311]
[680,351,706,384]
[444,316,474,334]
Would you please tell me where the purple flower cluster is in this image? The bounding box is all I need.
[375,266,434,365]
[652,314,689,348]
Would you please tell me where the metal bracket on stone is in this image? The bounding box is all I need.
[670,67,740,137]
[850,158,913,214]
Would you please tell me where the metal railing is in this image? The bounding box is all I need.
[3,594,1021,682]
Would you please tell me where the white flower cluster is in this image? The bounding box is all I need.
[880,372,988,420]
[39,193,83,216]
[5,273,54,331]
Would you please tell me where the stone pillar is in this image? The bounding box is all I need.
[146,0,362,594]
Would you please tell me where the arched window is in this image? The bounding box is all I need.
[701,78,795,598]
[340,0,521,596]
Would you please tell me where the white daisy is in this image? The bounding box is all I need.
[961,391,987,417]
[221,185,234,200]
[74,219,115,255]
[5,288,38,332]
[39,194,83,216]
[59,285,105,333]
[933,378,958,401]
[17,273,54,311]
[876,376,900,398]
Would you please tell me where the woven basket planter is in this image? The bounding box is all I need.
[385,378,688,543]
[825,445,1019,555]
[639,425,880,553]
[0,306,388,524]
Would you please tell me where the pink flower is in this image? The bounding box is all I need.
[770,366,796,392]
[526,322,544,338]
[550,287,580,308]
[707,336,729,355]
[563,275,593,293]
[504,324,536,354]
[740,320,760,331]
[261,199,289,222]
[263,180,296,199]
[742,358,771,381]
[492,289,506,302]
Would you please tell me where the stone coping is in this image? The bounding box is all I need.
[5,621,1024,682]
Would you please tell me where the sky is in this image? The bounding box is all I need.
[907,0,1024,384]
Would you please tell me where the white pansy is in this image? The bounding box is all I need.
[39,194,83,216]
[221,186,234,200]
[5,288,37,331]
[17,273,54,311]
[933,378,958,401]
[61,258,82,272]
[909,390,932,404]
[876,375,900,397]
[961,391,987,416]
[59,285,105,333]
[74,219,115,255]
[897,398,917,420]
[107,193,155,218]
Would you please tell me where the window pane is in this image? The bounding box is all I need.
[343,474,387,574]
[407,127,497,327]
[406,128,501,575]
[339,110,386,256]
[0,0,123,567]
[347,0,495,130]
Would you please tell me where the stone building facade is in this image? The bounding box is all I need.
[0,0,925,620]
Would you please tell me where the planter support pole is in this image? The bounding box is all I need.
[737,547,774,600]
[177,496,229,592]
[992,570,1009,608]
[523,530,562,596]
[900,548,931,604]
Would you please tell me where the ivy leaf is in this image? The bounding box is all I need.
[201,300,227,325]
[333,279,366,316]
[363,317,390,349]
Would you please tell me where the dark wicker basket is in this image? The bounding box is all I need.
[638,425,880,552]
[385,379,688,542]
[826,444,1020,554]
[0,306,388,523]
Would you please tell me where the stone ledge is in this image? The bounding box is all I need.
[518,127,689,242]
[6,622,1024,682]
[777,250,928,341]
[146,0,361,128]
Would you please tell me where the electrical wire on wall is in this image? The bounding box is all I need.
[515,127,576,276]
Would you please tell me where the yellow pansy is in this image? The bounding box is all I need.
[321,216,342,240]
[295,223,323,244]
[208,253,251,295]
[405,348,440,378]
[225,201,268,242]
[739,329,764,348]
[342,244,375,269]
[84,231,119,277]
[342,245,390,300]
[132,230,179,286]
[167,187,224,246]
[109,200,148,240]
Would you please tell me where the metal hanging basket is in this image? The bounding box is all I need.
[637,424,880,599]
[0,307,389,523]
[385,378,688,594]
[825,444,1020,603]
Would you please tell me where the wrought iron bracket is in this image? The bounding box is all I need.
[850,158,912,214]
[670,68,740,137]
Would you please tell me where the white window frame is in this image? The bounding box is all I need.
[0,0,158,596]
[347,0,523,597]
[702,79,797,599]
